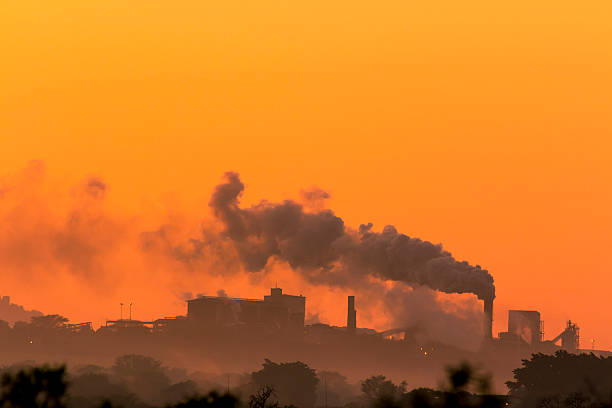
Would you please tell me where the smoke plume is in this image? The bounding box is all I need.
[209,172,495,301]
[0,163,493,349]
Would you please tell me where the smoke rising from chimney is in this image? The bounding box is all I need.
[209,172,495,302]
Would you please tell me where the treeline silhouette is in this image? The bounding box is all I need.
[1,351,612,408]
[507,351,612,408]
[0,315,93,350]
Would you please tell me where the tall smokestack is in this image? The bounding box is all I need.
[484,298,493,340]
[347,296,356,333]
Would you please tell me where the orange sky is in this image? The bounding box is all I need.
[1,1,611,349]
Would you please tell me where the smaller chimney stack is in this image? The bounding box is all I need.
[347,296,356,333]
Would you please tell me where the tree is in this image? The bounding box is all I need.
[0,366,67,408]
[441,363,496,408]
[444,362,492,395]
[506,351,612,407]
[170,392,238,408]
[111,354,171,404]
[251,360,318,408]
[67,372,136,408]
[249,385,276,408]
[360,376,406,408]
[162,381,199,405]
[361,376,406,401]
[360,363,504,408]
[30,315,68,330]
[316,371,357,407]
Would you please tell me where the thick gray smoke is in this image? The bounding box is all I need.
[383,285,484,350]
[210,172,495,301]
[0,162,492,349]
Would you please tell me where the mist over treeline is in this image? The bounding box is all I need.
[0,355,369,408]
[4,352,612,408]
[0,354,469,408]
[0,162,490,349]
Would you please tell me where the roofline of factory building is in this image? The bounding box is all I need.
[186,296,263,303]
[187,287,305,304]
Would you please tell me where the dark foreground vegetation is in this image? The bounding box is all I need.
[1,351,612,408]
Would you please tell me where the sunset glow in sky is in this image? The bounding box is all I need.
[1,1,611,348]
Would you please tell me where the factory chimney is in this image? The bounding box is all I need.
[484,297,493,340]
[347,296,356,333]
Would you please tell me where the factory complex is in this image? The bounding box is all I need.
[91,287,606,356]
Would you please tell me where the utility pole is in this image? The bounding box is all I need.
[120,302,124,320]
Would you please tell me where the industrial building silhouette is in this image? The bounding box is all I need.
[0,287,595,359]
[186,287,305,329]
